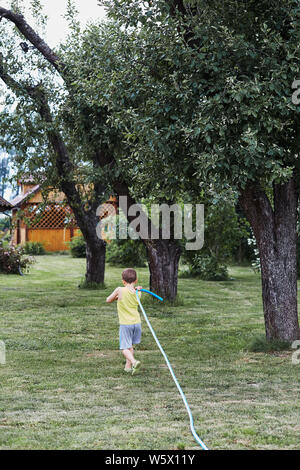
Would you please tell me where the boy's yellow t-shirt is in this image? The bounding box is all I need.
[117,287,141,325]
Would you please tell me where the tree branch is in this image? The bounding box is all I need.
[0,51,34,95]
[0,6,66,75]
[0,55,86,220]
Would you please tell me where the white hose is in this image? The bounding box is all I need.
[136,289,209,450]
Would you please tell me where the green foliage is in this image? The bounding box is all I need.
[180,255,229,281]
[203,202,249,260]
[59,18,195,203]
[182,200,248,280]
[0,242,35,274]
[91,0,300,196]
[247,334,291,352]
[0,239,9,248]
[0,217,10,245]
[23,241,46,255]
[248,236,261,273]
[0,216,10,231]
[69,235,86,258]
[106,239,147,267]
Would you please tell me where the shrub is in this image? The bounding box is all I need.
[180,255,229,281]
[23,241,46,255]
[69,225,147,265]
[0,216,10,231]
[106,239,147,267]
[181,199,248,281]
[103,213,147,267]
[0,243,35,274]
[69,235,86,258]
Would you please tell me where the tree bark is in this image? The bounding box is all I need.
[85,237,106,285]
[144,239,181,301]
[239,178,300,342]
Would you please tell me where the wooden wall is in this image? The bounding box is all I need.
[27,228,81,252]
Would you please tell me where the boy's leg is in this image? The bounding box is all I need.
[120,326,134,368]
[131,324,142,374]
[122,347,135,368]
[125,347,135,369]
[120,326,140,371]
[129,347,134,363]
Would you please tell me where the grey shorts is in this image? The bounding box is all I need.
[119,323,142,350]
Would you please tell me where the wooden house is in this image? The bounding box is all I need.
[10,177,117,252]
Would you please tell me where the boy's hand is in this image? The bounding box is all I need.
[135,286,143,291]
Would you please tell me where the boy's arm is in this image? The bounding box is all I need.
[106,287,120,303]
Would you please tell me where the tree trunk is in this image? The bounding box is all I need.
[85,237,106,285]
[143,239,181,301]
[70,208,106,286]
[239,178,300,342]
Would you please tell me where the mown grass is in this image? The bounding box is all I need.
[0,256,299,450]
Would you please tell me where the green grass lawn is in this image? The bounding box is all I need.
[0,255,299,450]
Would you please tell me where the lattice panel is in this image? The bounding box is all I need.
[23,199,118,230]
[98,201,118,220]
[24,203,77,229]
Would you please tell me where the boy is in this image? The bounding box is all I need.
[106,268,142,375]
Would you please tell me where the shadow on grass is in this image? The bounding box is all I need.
[78,279,106,290]
[246,334,291,352]
[141,293,184,308]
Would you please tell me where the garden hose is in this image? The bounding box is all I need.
[136,288,209,450]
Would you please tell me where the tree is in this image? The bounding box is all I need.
[59,20,184,300]
[0,3,107,285]
[102,0,300,341]
[0,4,184,299]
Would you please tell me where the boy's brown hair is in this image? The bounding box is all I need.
[122,268,137,284]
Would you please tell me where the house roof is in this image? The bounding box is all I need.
[10,184,40,208]
[0,195,13,211]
